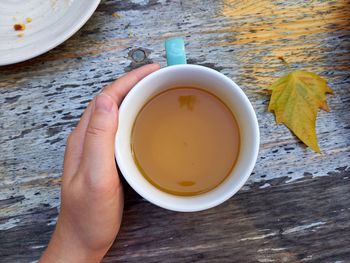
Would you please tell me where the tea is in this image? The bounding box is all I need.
[131,87,240,196]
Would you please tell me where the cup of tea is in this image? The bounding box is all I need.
[115,38,259,212]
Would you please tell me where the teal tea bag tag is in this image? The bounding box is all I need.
[165,38,187,66]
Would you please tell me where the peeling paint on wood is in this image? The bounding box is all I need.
[0,0,349,262]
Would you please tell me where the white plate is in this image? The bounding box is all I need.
[0,0,100,66]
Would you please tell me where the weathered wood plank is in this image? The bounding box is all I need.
[108,168,350,263]
[1,169,349,262]
[0,0,349,262]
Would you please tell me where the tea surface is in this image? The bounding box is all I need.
[131,87,240,196]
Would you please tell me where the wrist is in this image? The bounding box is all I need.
[40,221,105,263]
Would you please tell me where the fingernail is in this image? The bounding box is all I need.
[95,93,114,113]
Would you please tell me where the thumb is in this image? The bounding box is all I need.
[80,93,119,181]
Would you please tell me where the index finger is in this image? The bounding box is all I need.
[63,63,160,178]
[103,63,161,106]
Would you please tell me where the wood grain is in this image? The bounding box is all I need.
[0,0,349,262]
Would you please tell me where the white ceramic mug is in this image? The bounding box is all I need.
[115,39,259,212]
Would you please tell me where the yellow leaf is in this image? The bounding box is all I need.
[268,71,333,153]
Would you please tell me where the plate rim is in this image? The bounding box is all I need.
[0,0,101,66]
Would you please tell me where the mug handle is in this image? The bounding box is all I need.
[165,38,187,66]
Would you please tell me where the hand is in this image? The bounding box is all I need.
[40,64,160,263]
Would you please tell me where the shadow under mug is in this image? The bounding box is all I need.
[115,38,259,212]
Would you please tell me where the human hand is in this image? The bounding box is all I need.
[40,64,160,263]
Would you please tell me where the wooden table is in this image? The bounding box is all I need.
[1,0,349,262]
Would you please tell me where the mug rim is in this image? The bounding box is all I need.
[115,64,260,212]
